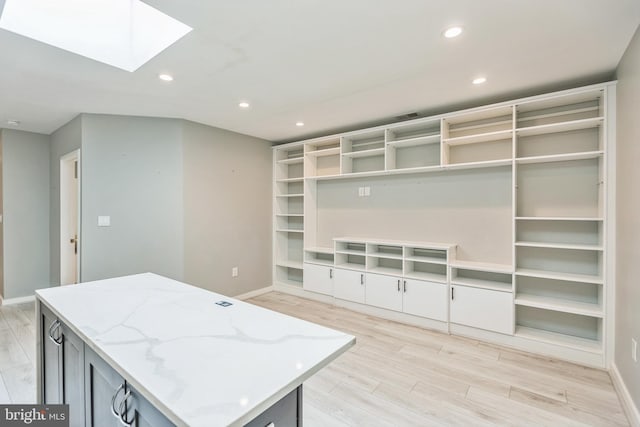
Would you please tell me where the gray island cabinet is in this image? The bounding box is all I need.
[36,273,354,426]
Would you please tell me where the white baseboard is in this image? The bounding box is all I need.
[611,363,640,427]
[234,285,274,300]
[1,295,36,306]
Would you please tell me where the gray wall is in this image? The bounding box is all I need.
[49,115,82,285]
[1,129,50,299]
[80,115,184,282]
[615,25,640,413]
[182,120,272,296]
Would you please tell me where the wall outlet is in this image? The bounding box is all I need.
[364,186,371,196]
[633,338,638,362]
[358,187,364,197]
[232,267,238,277]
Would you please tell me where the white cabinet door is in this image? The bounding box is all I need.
[334,268,365,304]
[402,279,448,321]
[303,263,333,295]
[365,273,403,312]
[450,285,513,335]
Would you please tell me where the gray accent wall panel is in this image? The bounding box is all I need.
[80,115,184,282]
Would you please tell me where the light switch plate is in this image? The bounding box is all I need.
[364,186,371,196]
[358,187,364,197]
[98,216,111,227]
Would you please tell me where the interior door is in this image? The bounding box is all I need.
[60,150,80,285]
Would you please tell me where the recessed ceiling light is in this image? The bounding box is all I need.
[296,122,305,127]
[7,120,20,126]
[0,0,192,72]
[238,102,250,108]
[158,74,174,82]
[443,26,463,38]
[472,77,487,85]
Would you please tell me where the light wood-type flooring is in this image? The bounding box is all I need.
[0,296,629,426]
[248,292,629,427]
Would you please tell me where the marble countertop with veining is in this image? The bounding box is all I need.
[36,273,355,426]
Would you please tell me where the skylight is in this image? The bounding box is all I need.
[0,0,192,72]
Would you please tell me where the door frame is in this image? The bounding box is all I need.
[60,149,80,285]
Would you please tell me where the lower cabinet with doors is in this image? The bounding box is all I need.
[449,284,513,335]
[84,346,173,427]
[333,268,366,303]
[302,263,334,295]
[40,305,85,427]
[364,273,448,321]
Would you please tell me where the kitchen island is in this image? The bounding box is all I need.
[35,273,355,426]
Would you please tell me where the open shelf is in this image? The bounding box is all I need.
[277,157,304,165]
[442,158,512,170]
[276,193,304,198]
[515,241,603,251]
[342,147,385,158]
[368,266,403,276]
[334,262,366,271]
[516,117,603,137]
[443,129,513,146]
[516,216,603,222]
[276,229,304,233]
[449,260,513,274]
[275,260,303,269]
[515,293,602,317]
[276,177,304,183]
[386,134,440,148]
[515,150,603,165]
[304,246,333,254]
[451,277,512,293]
[404,271,447,283]
[306,146,340,157]
[515,326,602,353]
[515,268,602,284]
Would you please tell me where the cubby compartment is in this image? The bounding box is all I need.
[516,219,602,249]
[404,261,447,283]
[276,180,303,196]
[275,265,303,287]
[451,268,512,292]
[275,196,303,216]
[404,248,447,264]
[516,305,602,352]
[275,232,303,265]
[442,106,514,166]
[516,127,602,160]
[445,138,512,165]
[516,246,602,282]
[276,215,304,232]
[342,131,385,174]
[516,159,602,218]
[335,253,366,271]
[305,138,341,177]
[386,121,441,171]
[515,275,602,317]
[335,241,366,254]
[367,256,402,275]
[516,90,603,129]
[367,244,403,258]
[304,249,334,266]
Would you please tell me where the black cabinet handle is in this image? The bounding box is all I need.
[403,280,407,293]
[360,274,364,285]
[451,287,455,300]
[329,268,333,279]
[397,279,400,292]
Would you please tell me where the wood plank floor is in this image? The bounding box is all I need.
[248,292,629,427]
[0,301,36,404]
[0,296,628,426]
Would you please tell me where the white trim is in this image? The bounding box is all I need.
[2,295,36,305]
[234,285,274,300]
[611,363,640,427]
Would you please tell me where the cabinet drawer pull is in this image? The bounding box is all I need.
[48,319,62,346]
[119,390,134,426]
[111,384,125,419]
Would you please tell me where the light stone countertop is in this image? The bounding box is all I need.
[36,273,355,426]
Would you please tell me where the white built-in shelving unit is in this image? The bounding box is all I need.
[272,82,615,368]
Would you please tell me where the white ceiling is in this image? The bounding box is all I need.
[0,0,638,143]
